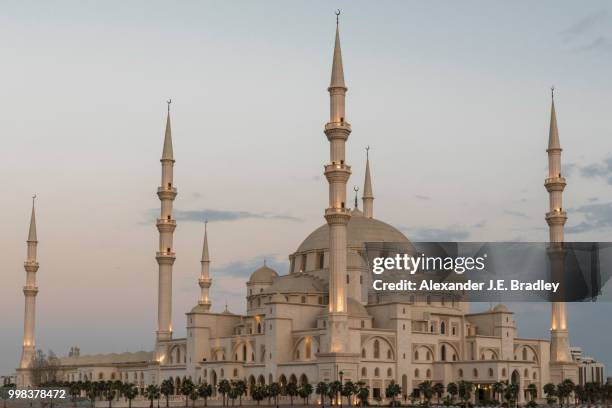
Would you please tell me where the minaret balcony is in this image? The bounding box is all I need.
[199,277,212,288]
[156,251,176,264]
[545,210,567,225]
[23,286,39,295]
[157,187,178,200]
[325,121,351,132]
[545,177,566,191]
[324,208,351,225]
[324,164,351,182]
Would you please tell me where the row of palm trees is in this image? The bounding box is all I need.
[544,380,612,407]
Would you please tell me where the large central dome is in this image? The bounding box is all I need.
[296,210,410,253]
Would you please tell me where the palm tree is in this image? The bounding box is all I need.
[492,382,505,405]
[103,381,118,408]
[86,382,100,408]
[233,380,247,406]
[197,383,213,407]
[180,379,195,408]
[446,382,458,403]
[543,383,556,406]
[250,385,264,406]
[70,382,81,406]
[557,379,575,408]
[386,381,402,406]
[329,381,342,406]
[123,384,139,408]
[299,383,314,406]
[228,387,239,406]
[160,379,174,408]
[503,383,519,408]
[418,381,433,407]
[286,382,298,406]
[457,381,473,408]
[342,381,358,406]
[356,382,369,407]
[526,384,537,403]
[218,380,231,407]
[433,383,444,404]
[316,382,329,408]
[145,385,161,408]
[268,382,281,408]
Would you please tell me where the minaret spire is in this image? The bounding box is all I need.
[544,89,576,382]
[156,101,178,361]
[198,221,212,311]
[323,11,351,354]
[20,195,39,374]
[362,146,374,218]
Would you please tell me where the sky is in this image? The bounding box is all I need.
[1,0,612,376]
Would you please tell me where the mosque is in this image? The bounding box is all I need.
[15,18,584,403]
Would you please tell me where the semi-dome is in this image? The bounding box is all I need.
[248,264,279,284]
[296,212,410,253]
[318,298,370,318]
[492,304,510,313]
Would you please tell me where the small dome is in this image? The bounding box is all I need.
[249,264,279,284]
[492,304,509,313]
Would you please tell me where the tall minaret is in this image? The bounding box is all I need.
[362,147,374,218]
[323,11,351,353]
[545,89,574,371]
[198,221,212,311]
[20,195,39,369]
[156,100,177,355]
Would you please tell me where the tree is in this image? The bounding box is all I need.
[145,385,161,408]
[103,381,118,408]
[386,381,401,406]
[503,383,519,408]
[197,383,213,407]
[526,384,537,403]
[286,382,299,406]
[268,382,281,408]
[123,384,139,408]
[86,382,102,408]
[316,382,329,408]
[356,382,369,407]
[299,383,314,406]
[457,381,473,407]
[543,383,557,406]
[433,383,445,404]
[160,379,174,408]
[446,382,458,403]
[180,378,195,408]
[233,380,247,406]
[342,381,358,406]
[418,381,433,407]
[557,379,575,407]
[189,389,199,407]
[251,385,266,406]
[329,381,342,406]
[218,379,231,407]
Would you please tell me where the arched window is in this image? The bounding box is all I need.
[473,369,478,378]
[387,368,392,377]
[415,369,420,378]
[361,367,367,377]
[441,345,447,361]
[502,368,507,377]
[426,369,431,378]
[488,368,494,377]
[533,372,537,380]
[305,340,312,359]
[373,340,380,359]
[374,368,380,377]
[440,321,446,334]
[362,349,366,358]
[257,323,261,333]
[458,369,463,378]
[524,369,529,377]
[387,349,392,359]
[427,351,432,360]
[522,348,528,361]
[243,345,247,361]
[452,354,457,361]
[452,326,456,336]
[414,350,419,360]
[233,368,238,377]
[296,350,300,360]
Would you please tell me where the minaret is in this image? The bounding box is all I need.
[156,100,177,355]
[323,11,351,353]
[544,89,575,379]
[198,221,212,311]
[20,195,39,369]
[362,146,374,218]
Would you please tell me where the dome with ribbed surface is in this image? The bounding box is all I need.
[248,264,279,284]
[296,212,410,253]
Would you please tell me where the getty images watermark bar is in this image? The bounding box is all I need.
[363,242,612,302]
